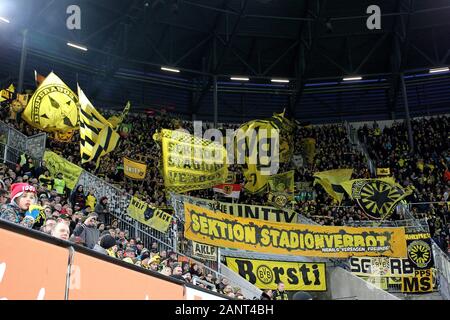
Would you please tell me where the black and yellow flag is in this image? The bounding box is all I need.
[78,86,120,168]
[236,111,295,194]
[301,138,316,165]
[0,84,15,102]
[313,169,353,204]
[153,129,228,194]
[22,72,79,132]
[267,170,295,208]
[108,101,131,129]
[341,178,413,220]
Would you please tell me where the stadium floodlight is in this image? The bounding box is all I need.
[0,17,10,24]
[230,77,249,81]
[271,79,290,83]
[161,66,180,73]
[67,42,88,51]
[429,67,449,74]
[343,76,362,81]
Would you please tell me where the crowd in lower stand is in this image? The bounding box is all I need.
[0,101,449,299]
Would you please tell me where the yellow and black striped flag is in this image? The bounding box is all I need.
[78,86,120,168]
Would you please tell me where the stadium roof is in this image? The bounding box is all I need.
[1,0,450,122]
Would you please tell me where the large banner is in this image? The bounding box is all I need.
[171,194,298,223]
[154,129,228,194]
[183,203,407,258]
[348,233,435,293]
[341,178,413,220]
[225,257,327,291]
[123,157,147,180]
[43,150,83,190]
[127,197,173,233]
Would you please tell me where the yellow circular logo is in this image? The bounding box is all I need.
[256,265,273,284]
[408,240,431,268]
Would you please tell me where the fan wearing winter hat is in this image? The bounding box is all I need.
[0,183,38,229]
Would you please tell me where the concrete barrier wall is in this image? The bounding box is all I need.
[328,267,400,300]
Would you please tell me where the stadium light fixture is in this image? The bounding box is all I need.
[429,67,449,74]
[271,79,290,83]
[230,77,249,81]
[161,66,180,73]
[343,76,362,81]
[67,42,88,51]
[0,17,10,24]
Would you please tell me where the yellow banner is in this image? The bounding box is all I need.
[52,130,75,142]
[401,269,434,293]
[184,203,407,258]
[225,257,326,291]
[123,157,147,180]
[377,168,391,176]
[22,72,79,132]
[43,150,83,190]
[341,178,413,220]
[154,129,228,194]
[174,195,298,223]
[127,197,172,233]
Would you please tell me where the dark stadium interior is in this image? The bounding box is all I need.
[1,0,450,122]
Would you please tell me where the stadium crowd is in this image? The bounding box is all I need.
[0,95,449,300]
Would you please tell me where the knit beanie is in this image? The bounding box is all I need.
[100,235,117,250]
[10,183,36,203]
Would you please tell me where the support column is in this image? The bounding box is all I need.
[17,29,28,94]
[213,75,218,128]
[400,73,414,153]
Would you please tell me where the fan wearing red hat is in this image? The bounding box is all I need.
[0,183,38,229]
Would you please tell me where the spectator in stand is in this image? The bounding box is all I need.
[94,196,109,224]
[85,191,96,211]
[53,173,66,197]
[272,282,289,300]
[34,160,48,178]
[116,230,128,249]
[38,170,53,190]
[171,265,185,282]
[260,289,272,300]
[0,183,39,228]
[93,233,118,257]
[41,217,57,234]
[50,221,70,241]
[70,185,86,209]
[0,189,9,207]
[72,212,100,249]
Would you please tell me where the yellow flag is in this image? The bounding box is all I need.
[267,170,295,207]
[236,112,295,194]
[43,150,83,190]
[22,72,79,132]
[340,178,413,220]
[78,86,119,167]
[108,101,131,129]
[154,129,228,194]
[0,83,15,102]
[123,157,147,180]
[313,169,353,204]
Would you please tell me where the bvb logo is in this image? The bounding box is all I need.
[256,265,273,284]
[408,240,431,268]
[31,84,79,131]
[356,180,404,220]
